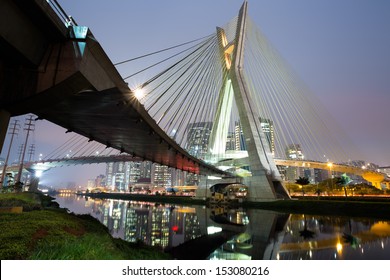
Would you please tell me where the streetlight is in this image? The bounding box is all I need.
[327,162,333,192]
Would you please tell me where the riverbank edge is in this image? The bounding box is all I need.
[0,192,171,260]
[84,192,390,220]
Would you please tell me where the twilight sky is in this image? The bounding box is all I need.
[2,0,390,187]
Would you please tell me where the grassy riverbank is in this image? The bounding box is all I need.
[4,192,388,260]
[0,192,170,260]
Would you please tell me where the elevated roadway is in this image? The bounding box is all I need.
[275,159,389,189]
[216,154,389,189]
[0,0,224,176]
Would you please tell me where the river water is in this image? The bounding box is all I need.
[54,194,390,260]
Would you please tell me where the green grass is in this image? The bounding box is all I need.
[0,192,42,210]
[0,193,170,260]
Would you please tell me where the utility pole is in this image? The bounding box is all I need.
[24,144,36,186]
[15,115,35,185]
[1,119,20,187]
[17,144,24,164]
[28,144,36,162]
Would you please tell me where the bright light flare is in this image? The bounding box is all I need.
[336,242,343,253]
[35,170,43,178]
[133,87,145,100]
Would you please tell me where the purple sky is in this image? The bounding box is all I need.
[1,0,390,187]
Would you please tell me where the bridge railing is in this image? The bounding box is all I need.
[45,0,78,27]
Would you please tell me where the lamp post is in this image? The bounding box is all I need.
[327,162,333,192]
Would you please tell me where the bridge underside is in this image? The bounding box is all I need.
[8,73,224,175]
[0,0,223,176]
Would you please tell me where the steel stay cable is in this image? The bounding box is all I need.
[114,34,213,66]
[142,36,215,113]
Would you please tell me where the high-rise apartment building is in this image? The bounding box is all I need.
[286,144,304,160]
[259,118,275,155]
[226,131,235,151]
[285,144,304,181]
[152,164,171,187]
[186,122,212,160]
[234,121,246,151]
[106,161,153,191]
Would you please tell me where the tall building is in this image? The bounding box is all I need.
[95,174,106,188]
[314,168,328,183]
[234,121,246,151]
[171,168,185,186]
[286,144,304,160]
[106,162,114,188]
[152,164,171,187]
[87,179,95,189]
[226,131,235,151]
[129,162,142,184]
[285,144,304,181]
[259,118,275,155]
[186,122,212,160]
[106,162,130,192]
[106,161,152,192]
[139,161,152,179]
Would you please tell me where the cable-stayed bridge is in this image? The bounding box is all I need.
[1,0,388,200]
[5,132,389,192]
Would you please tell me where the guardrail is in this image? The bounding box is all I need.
[45,0,78,26]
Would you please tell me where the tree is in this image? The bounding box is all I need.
[295,177,310,196]
[336,173,352,197]
[299,215,316,240]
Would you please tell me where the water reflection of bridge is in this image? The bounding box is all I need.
[72,195,291,259]
[58,195,390,260]
[193,206,290,260]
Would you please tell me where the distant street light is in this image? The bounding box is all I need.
[327,162,333,191]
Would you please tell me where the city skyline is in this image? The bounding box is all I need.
[1,0,389,186]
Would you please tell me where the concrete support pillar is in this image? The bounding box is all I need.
[195,175,210,199]
[0,110,11,154]
[245,209,290,260]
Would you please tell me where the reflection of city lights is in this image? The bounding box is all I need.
[336,242,343,253]
[276,253,280,260]
[309,250,312,258]
[382,241,385,249]
[207,226,222,235]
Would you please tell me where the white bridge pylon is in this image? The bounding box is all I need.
[207,1,289,200]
